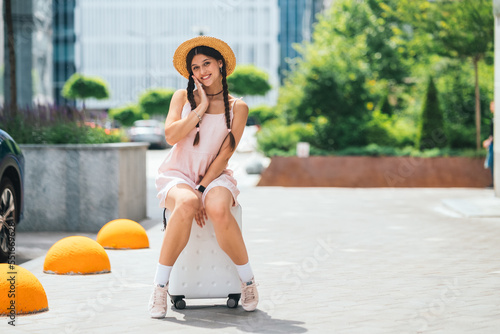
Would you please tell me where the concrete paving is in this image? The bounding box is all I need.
[2,186,500,333]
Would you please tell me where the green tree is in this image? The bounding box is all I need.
[435,59,493,149]
[62,73,110,110]
[138,88,175,117]
[385,0,494,150]
[417,77,446,150]
[227,65,271,96]
[278,0,412,150]
[108,104,142,127]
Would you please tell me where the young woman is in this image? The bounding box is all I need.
[148,36,259,318]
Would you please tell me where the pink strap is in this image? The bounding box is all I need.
[231,97,242,111]
[228,98,242,131]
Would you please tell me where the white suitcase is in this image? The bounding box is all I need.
[163,205,242,309]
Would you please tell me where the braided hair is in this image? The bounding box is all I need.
[185,46,236,151]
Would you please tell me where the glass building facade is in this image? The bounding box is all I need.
[53,0,76,106]
[278,0,325,82]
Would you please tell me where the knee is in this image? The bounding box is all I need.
[206,203,232,228]
[174,196,200,220]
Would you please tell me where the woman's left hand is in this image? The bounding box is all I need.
[194,190,208,227]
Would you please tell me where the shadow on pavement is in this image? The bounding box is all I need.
[161,305,307,333]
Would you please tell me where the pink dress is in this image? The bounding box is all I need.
[155,98,240,210]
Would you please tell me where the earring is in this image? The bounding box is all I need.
[220,67,222,73]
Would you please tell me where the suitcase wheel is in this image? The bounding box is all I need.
[227,293,241,308]
[170,295,186,309]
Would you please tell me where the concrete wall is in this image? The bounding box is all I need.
[18,143,148,232]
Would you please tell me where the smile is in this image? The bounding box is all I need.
[201,74,211,80]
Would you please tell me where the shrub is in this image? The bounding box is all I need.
[108,104,143,127]
[248,105,280,125]
[333,144,485,158]
[139,88,175,117]
[0,105,122,144]
[38,123,122,144]
[365,110,394,147]
[227,65,271,96]
[365,110,417,148]
[417,76,447,150]
[257,123,314,156]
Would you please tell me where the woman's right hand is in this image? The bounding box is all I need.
[192,76,209,112]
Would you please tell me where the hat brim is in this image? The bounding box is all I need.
[173,36,236,79]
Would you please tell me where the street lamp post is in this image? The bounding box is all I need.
[494,0,500,196]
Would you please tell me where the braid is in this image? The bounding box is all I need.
[221,65,236,151]
[187,74,200,146]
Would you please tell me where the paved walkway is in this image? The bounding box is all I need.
[2,187,500,333]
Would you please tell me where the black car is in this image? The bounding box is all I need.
[0,129,24,263]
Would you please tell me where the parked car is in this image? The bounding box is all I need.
[0,129,24,263]
[129,120,169,149]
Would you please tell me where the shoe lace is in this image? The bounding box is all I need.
[153,286,167,307]
[242,283,256,303]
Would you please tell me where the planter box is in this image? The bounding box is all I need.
[18,143,149,232]
[257,156,492,187]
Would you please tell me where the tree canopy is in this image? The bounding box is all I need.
[62,73,110,102]
[264,0,494,155]
[138,88,175,116]
[382,0,494,149]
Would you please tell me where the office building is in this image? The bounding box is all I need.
[75,0,280,110]
[53,0,76,106]
[278,0,326,82]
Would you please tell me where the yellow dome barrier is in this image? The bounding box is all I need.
[43,236,111,275]
[0,264,48,315]
[97,219,149,249]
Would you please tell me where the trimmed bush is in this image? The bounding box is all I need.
[139,88,175,117]
[62,73,110,103]
[109,105,143,127]
[417,77,447,150]
[248,105,280,125]
[227,65,271,96]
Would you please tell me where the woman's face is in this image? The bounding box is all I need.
[190,54,223,87]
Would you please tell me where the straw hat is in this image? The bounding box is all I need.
[173,36,236,79]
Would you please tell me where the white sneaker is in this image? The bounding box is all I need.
[240,278,259,311]
[148,283,169,318]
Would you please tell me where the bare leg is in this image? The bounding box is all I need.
[204,187,249,265]
[158,184,200,266]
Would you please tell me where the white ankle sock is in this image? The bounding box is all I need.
[235,262,254,283]
[154,263,173,286]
